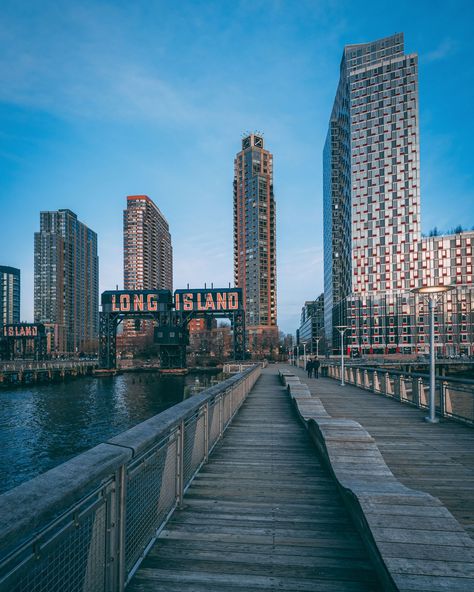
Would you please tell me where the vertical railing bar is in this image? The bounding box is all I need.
[176,420,184,508]
[117,463,127,592]
[203,402,209,463]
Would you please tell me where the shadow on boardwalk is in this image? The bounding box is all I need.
[287,363,474,541]
[128,368,382,591]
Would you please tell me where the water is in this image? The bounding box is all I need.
[0,371,221,494]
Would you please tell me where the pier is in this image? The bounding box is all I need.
[0,360,97,386]
[1,365,474,591]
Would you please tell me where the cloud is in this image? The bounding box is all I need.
[423,38,457,63]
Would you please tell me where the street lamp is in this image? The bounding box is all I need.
[411,285,454,424]
[315,337,321,359]
[335,326,348,386]
[302,342,307,369]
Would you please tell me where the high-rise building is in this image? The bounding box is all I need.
[233,134,277,347]
[122,195,172,352]
[345,230,474,356]
[0,266,20,325]
[123,195,173,291]
[324,33,420,350]
[297,294,325,356]
[34,209,98,354]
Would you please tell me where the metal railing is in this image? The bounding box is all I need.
[0,361,96,372]
[223,360,268,374]
[0,365,261,592]
[327,363,474,425]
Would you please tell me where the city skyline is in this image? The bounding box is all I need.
[1,1,473,333]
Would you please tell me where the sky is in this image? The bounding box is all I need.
[1,0,473,334]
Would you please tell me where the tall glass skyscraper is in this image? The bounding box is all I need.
[324,33,420,350]
[34,210,99,354]
[233,134,277,345]
[0,266,20,325]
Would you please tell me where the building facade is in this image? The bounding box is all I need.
[297,294,325,356]
[122,195,173,352]
[341,231,474,356]
[324,33,421,350]
[124,195,173,292]
[233,134,277,348]
[0,266,20,326]
[34,210,98,354]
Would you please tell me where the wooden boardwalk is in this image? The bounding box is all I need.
[128,369,382,591]
[288,364,474,541]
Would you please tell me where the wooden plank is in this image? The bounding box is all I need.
[127,370,382,591]
[291,365,474,540]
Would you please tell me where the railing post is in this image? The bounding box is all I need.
[395,375,401,400]
[219,393,224,439]
[176,420,184,508]
[419,377,428,408]
[117,464,127,592]
[439,381,447,418]
[203,402,209,463]
[412,376,419,407]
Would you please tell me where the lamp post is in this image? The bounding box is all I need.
[315,337,321,359]
[335,326,348,386]
[303,342,307,369]
[411,285,454,424]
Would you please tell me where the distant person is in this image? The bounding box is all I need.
[306,359,313,378]
[313,358,320,379]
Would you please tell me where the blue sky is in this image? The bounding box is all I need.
[1,0,473,333]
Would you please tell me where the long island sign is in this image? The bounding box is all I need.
[101,288,243,315]
[101,290,172,314]
[174,288,242,313]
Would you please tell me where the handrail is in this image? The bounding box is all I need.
[0,365,261,592]
[325,363,474,426]
[323,361,474,385]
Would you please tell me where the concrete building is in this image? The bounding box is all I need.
[338,231,473,357]
[324,33,420,350]
[0,266,20,326]
[124,195,172,292]
[122,195,173,352]
[34,210,98,354]
[233,134,277,350]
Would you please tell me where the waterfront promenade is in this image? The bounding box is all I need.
[3,364,474,591]
[286,363,474,540]
[128,369,381,591]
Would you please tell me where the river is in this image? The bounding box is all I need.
[0,371,221,494]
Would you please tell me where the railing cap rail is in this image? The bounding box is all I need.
[107,365,256,457]
[0,365,258,560]
[0,443,132,561]
[325,362,474,386]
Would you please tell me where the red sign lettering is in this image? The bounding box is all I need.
[134,294,144,311]
[147,294,158,312]
[120,294,130,311]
